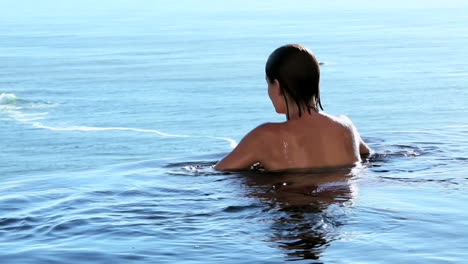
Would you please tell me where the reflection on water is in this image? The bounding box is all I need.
[166,154,366,261]
[164,156,362,261]
[238,167,360,261]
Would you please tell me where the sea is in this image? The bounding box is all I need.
[1,1,467,263]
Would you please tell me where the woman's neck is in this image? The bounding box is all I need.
[285,105,319,120]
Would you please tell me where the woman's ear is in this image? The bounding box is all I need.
[273,79,283,96]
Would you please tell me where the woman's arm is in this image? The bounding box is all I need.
[214,124,270,171]
[339,114,372,155]
[359,136,371,155]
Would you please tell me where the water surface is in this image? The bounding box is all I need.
[1,2,467,263]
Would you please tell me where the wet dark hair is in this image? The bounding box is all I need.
[265,44,323,119]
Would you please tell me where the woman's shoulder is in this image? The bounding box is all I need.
[335,114,362,133]
[248,122,285,139]
[320,112,356,129]
[255,121,286,130]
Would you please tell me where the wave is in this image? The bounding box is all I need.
[0,93,18,105]
[31,122,238,147]
[1,93,238,148]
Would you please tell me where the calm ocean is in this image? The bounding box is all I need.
[1,1,467,263]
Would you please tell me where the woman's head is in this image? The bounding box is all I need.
[265,44,323,119]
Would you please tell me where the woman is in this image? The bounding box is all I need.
[215,44,371,171]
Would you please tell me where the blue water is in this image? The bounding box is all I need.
[1,2,468,263]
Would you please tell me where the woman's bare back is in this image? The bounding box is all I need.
[259,113,362,170]
[215,112,370,171]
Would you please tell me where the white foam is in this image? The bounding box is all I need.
[5,110,49,122]
[209,136,238,148]
[2,94,238,148]
[31,123,190,137]
[30,122,238,148]
[442,124,468,128]
[0,93,18,105]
